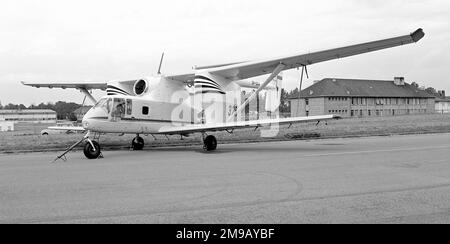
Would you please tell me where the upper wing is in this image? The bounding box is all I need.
[205,28,425,81]
[21,81,108,90]
[158,115,340,134]
[165,73,196,83]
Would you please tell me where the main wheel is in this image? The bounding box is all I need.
[132,136,145,151]
[203,135,217,151]
[84,141,101,159]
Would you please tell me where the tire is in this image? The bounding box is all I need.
[203,135,217,151]
[132,136,145,151]
[84,141,101,159]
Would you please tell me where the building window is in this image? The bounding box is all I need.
[306,111,309,117]
[368,110,371,116]
[305,99,309,106]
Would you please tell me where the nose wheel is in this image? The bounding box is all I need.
[132,135,145,150]
[203,135,217,151]
[83,140,102,159]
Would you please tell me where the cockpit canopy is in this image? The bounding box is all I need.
[93,97,133,119]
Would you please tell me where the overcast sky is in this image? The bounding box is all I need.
[1,0,449,106]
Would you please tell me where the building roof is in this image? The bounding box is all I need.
[0,109,56,114]
[436,97,450,102]
[288,78,435,99]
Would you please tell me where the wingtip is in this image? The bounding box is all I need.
[411,28,425,42]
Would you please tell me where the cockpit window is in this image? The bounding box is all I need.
[94,98,107,109]
[126,99,132,115]
[94,98,111,114]
[113,98,126,119]
[106,98,112,114]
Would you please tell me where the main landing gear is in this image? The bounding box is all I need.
[132,135,145,150]
[203,134,217,151]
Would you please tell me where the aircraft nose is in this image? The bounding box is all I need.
[82,114,92,130]
[82,108,97,130]
[82,106,109,130]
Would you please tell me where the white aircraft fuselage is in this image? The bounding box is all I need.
[82,73,243,134]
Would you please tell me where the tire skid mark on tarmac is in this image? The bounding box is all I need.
[253,171,304,202]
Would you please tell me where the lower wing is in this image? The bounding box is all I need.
[46,126,86,132]
[158,115,341,135]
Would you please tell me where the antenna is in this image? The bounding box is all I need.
[157,52,165,75]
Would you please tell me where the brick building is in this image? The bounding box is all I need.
[289,77,435,118]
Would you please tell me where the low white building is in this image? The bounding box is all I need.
[436,97,450,114]
[0,119,14,132]
[0,109,57,124]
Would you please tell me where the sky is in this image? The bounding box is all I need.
[1,0,449,106]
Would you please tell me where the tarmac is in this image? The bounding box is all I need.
[1,133,450,223]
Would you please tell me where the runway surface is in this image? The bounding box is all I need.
[1,133,450,224]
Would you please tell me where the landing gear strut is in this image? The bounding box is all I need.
[132,135,145,150]
[53,131,103,162]
[203,135,217,151]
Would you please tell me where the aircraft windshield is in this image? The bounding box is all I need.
[94,98,107,109]
[93,98,112,114]
[93,98,131,120]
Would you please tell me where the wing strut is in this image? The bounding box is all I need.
[79,88,97,104]
[227,63,286,121]
[296,65,308,116]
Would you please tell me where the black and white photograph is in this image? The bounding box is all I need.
[1,0,449,232]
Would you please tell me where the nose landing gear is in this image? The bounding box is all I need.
[132,135,145,150]
[53,131,103,162]
[83,140,101,159]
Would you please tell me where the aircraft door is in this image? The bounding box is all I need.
[125,99,133,118]
[111,98,126,122]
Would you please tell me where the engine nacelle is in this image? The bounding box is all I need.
[133,79,149,96]
[106,80,135,96]
[106,78,154,97]
[107,77,175,101]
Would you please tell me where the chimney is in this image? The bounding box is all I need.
[394,77,405,86]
